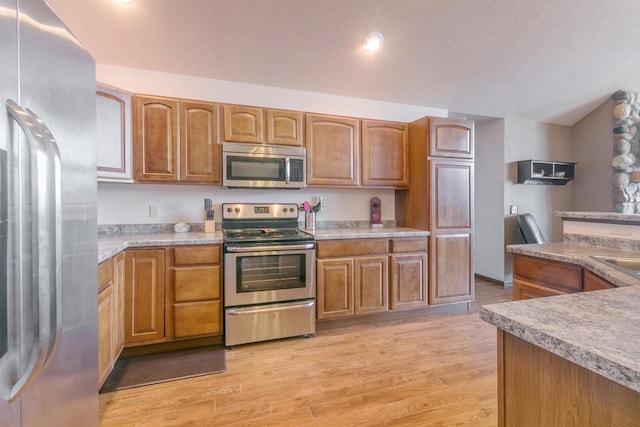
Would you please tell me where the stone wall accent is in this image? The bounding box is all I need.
[612,90,640,213]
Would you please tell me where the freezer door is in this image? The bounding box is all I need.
[0,0,98,427]
[0,0,20,425]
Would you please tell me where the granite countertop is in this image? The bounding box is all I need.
[480,286,640,392]
[98,232,224,263]
[98,227,428,263]
[555,210,640,224]
[507,242,640,288]
[311,227,429,240]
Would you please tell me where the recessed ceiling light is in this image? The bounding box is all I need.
[118,0,135,4]
[362,32,384,52]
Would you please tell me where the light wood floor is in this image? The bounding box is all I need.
[99,279,512,426]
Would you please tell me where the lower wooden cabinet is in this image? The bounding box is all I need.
[429,232,472,305]
[97,283,114,388]
[583,270,615,292]
[317,258,354,319]
[124,249,167,346]
[512,254,617,301]
[167,245,222,339]
[355,256,388,315]
[390,253,427,310]
[316,237,427,320]
[97,254,125,388]
[512,279,566,300]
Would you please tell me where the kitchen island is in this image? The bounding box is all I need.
[481,238,640,426]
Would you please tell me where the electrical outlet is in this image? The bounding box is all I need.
[509,205,518,215]
[149,204,158,218]
[609,224,632,236]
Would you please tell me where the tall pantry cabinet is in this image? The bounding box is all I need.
[395,117,474,306]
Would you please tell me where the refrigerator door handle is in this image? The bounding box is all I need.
[27,108,63,366]
[5,100,54,402]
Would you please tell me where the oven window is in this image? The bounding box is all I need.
[227,156,285,181]
[236,253,306,293]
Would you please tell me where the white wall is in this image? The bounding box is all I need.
[97,183,396,225]
[571,99,613,211]
[503,117,574,283]
[95,65,447,225]
[97,65,447,122]
[474,119,506,282]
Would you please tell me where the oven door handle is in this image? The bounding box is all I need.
[226,300,315,315]
[225,242,315,253]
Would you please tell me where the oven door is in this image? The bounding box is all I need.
[224,243,316,306]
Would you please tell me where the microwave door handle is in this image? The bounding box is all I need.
[285,157,290,184]
[27,109,62,367]
[5,100,53,402]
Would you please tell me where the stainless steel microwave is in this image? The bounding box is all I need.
[222,142,306,189]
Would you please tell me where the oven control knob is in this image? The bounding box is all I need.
[289,207,294,213]
[282,207,287,213]
[226,207,232,213]
[234,207,240,213]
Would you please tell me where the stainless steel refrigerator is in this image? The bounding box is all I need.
[0,0,98,425]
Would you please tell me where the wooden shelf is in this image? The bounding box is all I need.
[517,160,575,185]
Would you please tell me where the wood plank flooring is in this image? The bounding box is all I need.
[99,279,512,426]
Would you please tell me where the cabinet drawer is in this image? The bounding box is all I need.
[174,266,220,302]
[316,239,388,258]
[513,279,566,300]
[173,245,220,266]
[513,255,582,293]
[389,238,427,253]
[98,257,114,292]
[174,301,221,338]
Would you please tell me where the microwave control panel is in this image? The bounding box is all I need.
[289,159,304,182]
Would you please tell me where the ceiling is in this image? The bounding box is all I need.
[46,0,640,125]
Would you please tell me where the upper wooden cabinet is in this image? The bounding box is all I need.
[395,116,475,307]
[222,105,304,146]
[180,101,220,183]
[361,120,409,188]
[222,105,264,143]
[97,84,133,183]
[266,109,304,146]
[133,95,179,182]
[133,95,220,184]
[430,118,474,158]
[306,114,360,187]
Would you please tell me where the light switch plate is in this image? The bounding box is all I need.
[509,205,518,215]
[149,204,158,218]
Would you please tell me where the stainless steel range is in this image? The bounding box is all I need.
[222,203,316,347]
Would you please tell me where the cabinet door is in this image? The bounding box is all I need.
[133,95,179,181]
[96,84,133,182]
[430,118,474,158]
[306,114,360,186]
[361,120,409,187]
[223,105,264,143]
[124,249,166,346]
[390,254,427,310]
[354,256,388,314]
[429,233,473,305]
[513,279,565,301]
[266,108,303,146]
[113,252,125,357]
[430,159,473,230]
[98,285,114,388]
[583,271,615,292]
[317,258,354,319]
[180,100,220,183]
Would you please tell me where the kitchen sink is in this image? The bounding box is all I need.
[591,255,640,278]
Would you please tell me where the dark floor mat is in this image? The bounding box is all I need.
[100,346,226,393]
